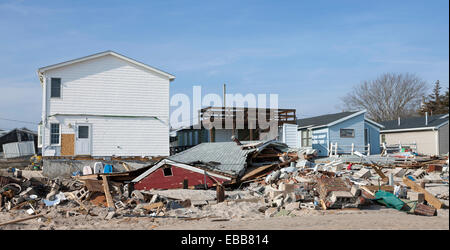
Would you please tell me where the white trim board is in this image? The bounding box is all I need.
[131,159,232,183]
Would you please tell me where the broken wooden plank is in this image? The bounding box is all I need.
[101,175,114,209]
[142,202,164,211]
[240,164,277,181]
[361,185,394,192]
[402,176,443,209]
[371,164,389,182]
[0,213,44,227]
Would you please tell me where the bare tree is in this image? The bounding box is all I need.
[340,73,428,122]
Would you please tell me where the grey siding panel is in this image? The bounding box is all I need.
[439,123,449,155]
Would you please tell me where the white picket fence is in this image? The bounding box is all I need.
[2,141,35,159]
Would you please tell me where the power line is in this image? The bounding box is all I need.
[0,117,39,125]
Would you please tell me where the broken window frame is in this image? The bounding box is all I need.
[50,123,60,145]
[163,166,173,177]
[340,128,355,138]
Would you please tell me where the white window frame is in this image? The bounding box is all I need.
[50,123,61,146]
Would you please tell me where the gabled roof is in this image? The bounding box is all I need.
[380,114,449,132]
[37,50,175,81]
[297,110,366,129]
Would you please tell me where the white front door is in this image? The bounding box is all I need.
[75,124,91,155]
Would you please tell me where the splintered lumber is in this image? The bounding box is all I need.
[371,164,388,182]
[101,175,114,209]
[122,162,131,171]
[402,176,443,209]
[240,164,277,181]
[0,214,44,227]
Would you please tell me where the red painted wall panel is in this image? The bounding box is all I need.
[134,165,228,190]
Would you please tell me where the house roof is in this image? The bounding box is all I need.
[380,114,449,132]
[167,141,257,177]
[165,140,289,177]
[37,50,176,81]
[297,111,364,129]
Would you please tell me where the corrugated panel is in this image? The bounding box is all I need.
[168,142,257,176]
[2,141,35,158]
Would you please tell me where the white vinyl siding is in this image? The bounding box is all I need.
[41,54,170,157]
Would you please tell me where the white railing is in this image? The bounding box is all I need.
[328,142,371,156]
[380,142,417,156]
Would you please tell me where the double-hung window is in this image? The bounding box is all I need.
[50,78,61,98]
[50,123,60,145]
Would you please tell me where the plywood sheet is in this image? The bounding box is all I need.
[61,134,75,156]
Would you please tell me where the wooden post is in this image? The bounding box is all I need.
[216,185,225,203]
[351,143,354,155]
[101,175,114,209]
[209,128,214,142]
[249,128,253,141]
[335,142,338,156]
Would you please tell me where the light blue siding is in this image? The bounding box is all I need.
[365,122,381,154]
[328,113,365,154]
[312,127,329,156]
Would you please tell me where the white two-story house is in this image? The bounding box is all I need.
[37,51,175,158]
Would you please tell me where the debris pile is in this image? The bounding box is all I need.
[0,142,448,229]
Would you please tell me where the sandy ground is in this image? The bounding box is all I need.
[1,203,448,230]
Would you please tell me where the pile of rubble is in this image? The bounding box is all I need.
[0,149,448,228]
[241,152,449,218]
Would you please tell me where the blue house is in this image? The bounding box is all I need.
[297,110,384,156]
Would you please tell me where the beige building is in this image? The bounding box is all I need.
[380,114,449,156]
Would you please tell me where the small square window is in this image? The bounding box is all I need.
[340,129,355,138]
[163,166,173,177]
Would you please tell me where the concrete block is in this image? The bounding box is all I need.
[413,169,426,179]
[354,168,371,179]
[284,202,300,211]
[329,191,354,203]
[300,202,316,210]
[350,185,361,197]
[407,191,425,203]
[392,168,407,177]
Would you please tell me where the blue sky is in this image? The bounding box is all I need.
[0,0,448,130]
